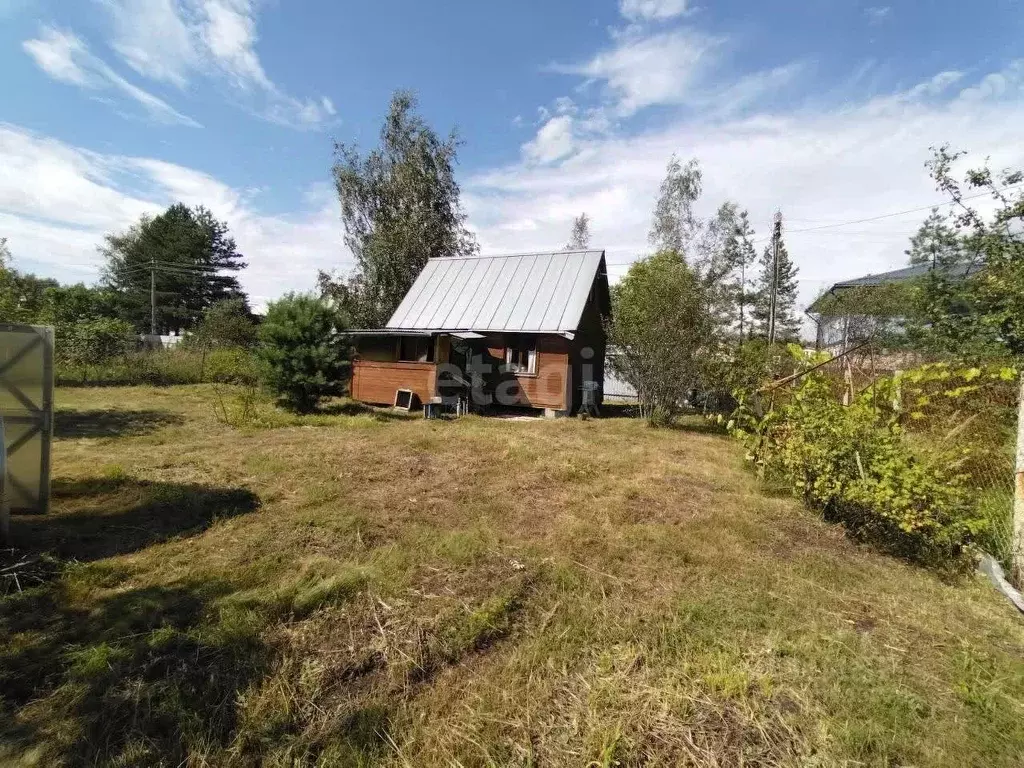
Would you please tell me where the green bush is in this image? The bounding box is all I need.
[56,347,261,387]
[257,294,348,413]
[205,347,261,385]
[729,359,1013,569]
[57,318,137,384]
[187,298,257,350]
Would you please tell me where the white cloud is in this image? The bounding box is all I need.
[522,115,576,164]
[97,0,335,128]
[692,61,807,116]
[103,0,197,87]
[0,124,347,308]
[23,27,201,126]
[552,28,723,116]
[957,59,1024,102]
[467,62,1024,329]
[864,6,892,24]
[199,0,272,89]
[619,0,689,22]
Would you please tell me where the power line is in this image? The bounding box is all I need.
[771,181,1024,237]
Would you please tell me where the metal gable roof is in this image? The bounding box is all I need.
[385,250,606,333]
[806,260,983,314]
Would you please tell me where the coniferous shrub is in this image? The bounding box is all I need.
[257,294,348,413]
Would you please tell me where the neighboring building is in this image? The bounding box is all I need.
[603,348,638,401]
[348,250,610,416]
[807,261,979,349]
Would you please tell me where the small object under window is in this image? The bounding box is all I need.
[505,341,537,374]
[394,389,415,410]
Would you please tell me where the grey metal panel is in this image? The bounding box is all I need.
[505,253,557,331]
[397,258,453,329]
[488,254,537,331]
[457,256,504,329]
[440,257,489,329]
[388,259,435,327]
[523,252,570,331]
[555,251,602,332]
[413,258,461,328]
[470,255,524,330]
[425,257,476,329]
[539,251,585,331]
[386,250,605,333]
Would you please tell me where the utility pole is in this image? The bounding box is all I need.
[768,211,782,344]
[150,258,156,336]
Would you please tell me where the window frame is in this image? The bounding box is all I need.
[397,336,434,363]
[504,339,538,376]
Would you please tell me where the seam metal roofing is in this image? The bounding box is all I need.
[385,250,606,333]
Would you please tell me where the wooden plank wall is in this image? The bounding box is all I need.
[484,335,569,411]
[350,361,436,406]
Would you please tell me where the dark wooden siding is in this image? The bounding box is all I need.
[483,334,569,411]
[570,291,608,412]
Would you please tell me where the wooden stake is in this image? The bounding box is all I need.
[0,416,8,547]
[1013,373,1024,586]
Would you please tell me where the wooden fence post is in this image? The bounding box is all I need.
[1013,373,1024,586]
[0,416,8,547]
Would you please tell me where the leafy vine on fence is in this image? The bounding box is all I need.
[728,353,1017,571]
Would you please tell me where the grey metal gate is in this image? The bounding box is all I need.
[0,324,53,513]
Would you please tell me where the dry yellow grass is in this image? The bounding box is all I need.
[2,384,1023,766]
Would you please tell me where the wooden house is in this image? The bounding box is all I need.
[348,250,611,416]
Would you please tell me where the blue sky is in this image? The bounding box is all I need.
[2,0,1023,312]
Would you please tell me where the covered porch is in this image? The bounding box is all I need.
[347,330,573,414]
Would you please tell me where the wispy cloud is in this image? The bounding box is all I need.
[22,27,201,127]
[98,0,336,129]
[522,115,576,164]
[0,123,346,306]
[552,28,724,116]
[472,61,1024,320]
[618,0,689,22]
[864,6,892,25]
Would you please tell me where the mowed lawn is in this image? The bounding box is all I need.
[2,386,1024,767]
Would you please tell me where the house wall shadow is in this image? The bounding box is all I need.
[11,478,260,561]
[54,409,185,439]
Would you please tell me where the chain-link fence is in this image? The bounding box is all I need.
[760,343,1018,574]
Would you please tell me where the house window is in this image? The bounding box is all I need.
[398,336,434,362]
[505,340,537,375]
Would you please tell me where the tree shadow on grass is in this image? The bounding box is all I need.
[1,478,268,764]
[10,478,260,561]
[55,409,185,439]
[0,577,271,766]
[600,401,641,419]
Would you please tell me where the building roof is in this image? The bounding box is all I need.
[383,249,608,334]
[807,260,981,313]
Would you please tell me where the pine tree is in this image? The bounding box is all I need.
[724,210,758,339]
[257,294,349,413]
[905,208,962,267]
[100,203,247,333]
[751,239,800,341]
